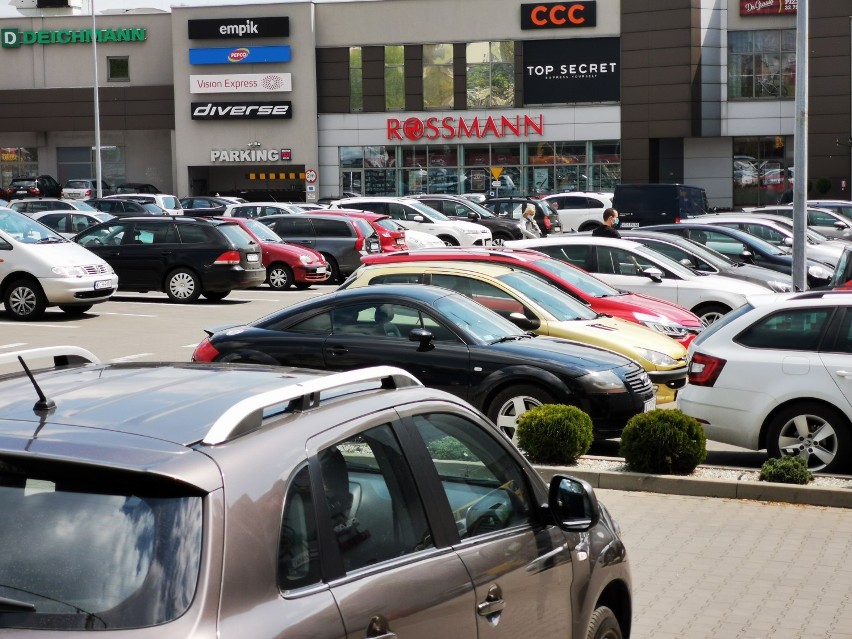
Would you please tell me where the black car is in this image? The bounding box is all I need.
[3,174,61,199]
[481,196,562,236]
[74,216,266,302]
[114,182,160,194]
[413,194,525,245]
[85,197,166,216]
[644,223,835,288]
[192,284,656,439]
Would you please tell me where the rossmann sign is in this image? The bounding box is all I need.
[187,17,289,40]
[387,115,544,141]
[192,101,292,120]
[520,2,596,29]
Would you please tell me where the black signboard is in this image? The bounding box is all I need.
[191,101,293,120]
[187,17,289,40]
[521,2,597,29]
[523,37,619,104]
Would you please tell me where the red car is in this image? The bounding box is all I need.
[318,208,407,252]
[216,217,330,290]
[361,246,704,346]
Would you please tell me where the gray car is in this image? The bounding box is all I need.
[0,346,632,638]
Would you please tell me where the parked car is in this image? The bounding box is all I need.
[742,205,852,240]
[611,183,708,227]
[9,198,99,215]
[480,196,562,237]
[620,229,795,292]
[333,196,493,246]
[678,290,852,473]
[0,345,631,638]
[259,212,381,282]
[180,196,235,211]
[194,283,656,439]
[341,260,688,403]
[318,209,407,252]
[412,194,525,245]
[222,202,307,218]
[104,193,182,216]
[358,246,704,345]
[85,197,167,216]
[213,216,330,290]
[30,210,114,238]
[113,182,161,194]
[539,191,614,232]
[506,235,775,325]
[73,216,265,302]
[0,208,117,320]
[822,244,852,290]
[2,174,61,199]
[61,178,113,199]
[642,223,835,288]
[807,199,852,220]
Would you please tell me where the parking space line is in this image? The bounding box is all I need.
[110,353,153,362]
[0,343,27,349]
[0,323,78,329]
[97,312,158,318]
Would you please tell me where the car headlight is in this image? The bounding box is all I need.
[633,312,688,338]
[52,266,86,277]
[766,280,793,292]
[808,265,832,281]
[463,229,484,235]
[299,255,313,264]
[576,369,625,393]
[634,348,678,367]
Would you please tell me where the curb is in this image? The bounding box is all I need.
[533,465,852,509]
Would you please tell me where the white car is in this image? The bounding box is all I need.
[506,235,774,325]
[222,202,305,218]
[30,210,114,238]
[332,196,492,247]
[9,198,100,216]
[678,290,852,473]
[742,205,852,240]
[104,193,182,216]
[403,228,444,249]
[61,179,113,200]
[540,192,613,232]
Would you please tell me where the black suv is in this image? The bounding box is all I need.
[0,345,631,637]
[85,198,166,216]
[3,175,61,199]
[413,194,525,245]
[481,196,562,236]
[74,216,265,302]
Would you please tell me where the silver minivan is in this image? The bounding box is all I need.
[0,208,117,320]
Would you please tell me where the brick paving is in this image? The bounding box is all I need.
[599,489,852,639]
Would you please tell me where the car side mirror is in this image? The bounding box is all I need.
[411,215,425,223]
[409,327,434,351]
[739,250,754,263]
[508,312,541,331]
[642,267,664,283]
[783,237,794,247]
[835,221,849,230]
[468,211,481,220]
[546,475,600,532]
[679,258,696,269]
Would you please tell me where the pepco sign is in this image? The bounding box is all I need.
[520,2,597,29]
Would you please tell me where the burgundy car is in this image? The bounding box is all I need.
[319,208,407,253]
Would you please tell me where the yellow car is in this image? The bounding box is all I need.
[343,261,687,403]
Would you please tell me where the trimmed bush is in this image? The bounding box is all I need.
[816,177,832,195]
[516,404,594,465]
[759,456,814,485]
[620,409,707,474]
[427,436,473,461]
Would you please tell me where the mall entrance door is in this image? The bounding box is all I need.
[188,165,307,202]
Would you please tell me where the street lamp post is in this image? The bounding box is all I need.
[92,0,103,198]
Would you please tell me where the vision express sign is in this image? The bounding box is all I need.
[187,17,289,40]
[191,101,292,120]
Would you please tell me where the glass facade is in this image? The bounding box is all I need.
[1,147,38,188]
[466,41,515,108]
[732,135,792,207]
[384,45,405,111]
[423,43,454,110]
[349,47,363,113]
[728,29,796,99]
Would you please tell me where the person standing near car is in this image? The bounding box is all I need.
[521,204,542,239]
[593,208,621,238]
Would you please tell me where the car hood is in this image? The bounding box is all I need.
[262,240,324,262]
[482,335,636,375]
[725,263,793,288]
[442,219,490,233]
[611,292,702,327]
[21,241,111,269]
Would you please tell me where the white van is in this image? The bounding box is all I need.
[0,208,118,320]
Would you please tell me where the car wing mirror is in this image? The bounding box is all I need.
[783,237,794,247]
[679,258,696,269]
[835,221,849,229]
[469,211,481,220]
[739,249,754,262]
[409,327,434,351]
[642,267,664,283]
[546,475,600,532]
[411,215,425,223]
[508,312,541,331]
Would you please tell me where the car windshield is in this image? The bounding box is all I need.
[0,209,65,244]
[0,458,202,630]
[217,223,256,248]
[770,218,830,243]
[242,218,282,242]
[408,201,451,222]
[530,257,622,297]
[65,180,91,189]
[142,203,166,214]
[433,293,526,342]
[496,271,598,321]
[374,218,402,232]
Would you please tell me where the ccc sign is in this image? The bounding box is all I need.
[520,2,597,29]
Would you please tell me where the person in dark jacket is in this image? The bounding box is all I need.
[592,208,621,238]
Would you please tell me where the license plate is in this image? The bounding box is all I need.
[315,266,327,274]
[246,253,259,262]
[484,238,492,245]
[643,397,656,412]
[94,279,112,290]
[621,222,640,228]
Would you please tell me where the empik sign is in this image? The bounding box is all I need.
[187,17,290,40]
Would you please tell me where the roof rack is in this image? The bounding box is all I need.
[0,346,100,368]
[202,366,422,445]
[792,290,852,300]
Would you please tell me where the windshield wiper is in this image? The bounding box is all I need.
[490,335,530,344]
[0,596,36,612]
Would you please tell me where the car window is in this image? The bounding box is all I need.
[738,223,786,245]
[233,205,262,218]
[280,311,332,334]
[385,202,406,220]
[412,412,533,539]
[0,210,64,244]
[161,197,179,209]
[217,223,255,248]
[272,217,314,237]
[433,294,521,342]
[37,213,67,232]
[596,246,665,277]
[70,214,95,234]
[94,199,118,212]
[74,201,97,211]
[692,229,749,258]
[809,209,840,227]
[531,257,621,297]
[735,308,832,351]
[131,222,177,244]
[368,273,425,285]
[312,219,352,237]
[829,310,852,353]
[177,224,215,244]
[641,240,713,271]
[278,464,321,591]
[331,305,381,335]
[77,222,127,246]
[535,244,589,269]
[431,274,527,318]
[65,180,90,189]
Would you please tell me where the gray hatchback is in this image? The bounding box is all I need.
[0,347,632,638]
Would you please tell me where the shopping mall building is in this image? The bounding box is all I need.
[0,0,849,208]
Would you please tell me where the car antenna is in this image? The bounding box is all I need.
[17,356,56,413]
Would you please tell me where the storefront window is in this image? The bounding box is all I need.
[428,145,457,167]
[340,146,364,169]
[466,41,515,108]
[350,47,363,113]
[400,167,426,195]
[385,46,405,111]
[732,135,791,207]
[57,146,126,187]
[423,43,454,110]
[364,169,396,196]
[365,146,394,168]
[1,147,38,187]
[728,30,795,99]
[463,144,490,167]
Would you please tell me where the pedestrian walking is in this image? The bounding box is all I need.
[592,208,621,238]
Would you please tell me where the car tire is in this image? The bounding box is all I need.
[321,254,340,283]
[59,304,93,315]
[487,384,557,444]
[4,279,47,321]
[267,263,294,290]
[586,606,623,639]
[438,235,459,246]
[165,268,201,303]
[202,290,230,302]
[766,402,851,473]
[692,303,731,327]
[491,233,511,246]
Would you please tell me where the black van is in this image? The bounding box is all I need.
[612,183,708,228]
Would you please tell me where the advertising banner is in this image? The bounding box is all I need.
[189,45,291,65]
[191,101,292,120]
[520,2,597,30]
[740,0,797,15]
[523,37,620,104]
[188,17,289,39]
[190,73,292,94]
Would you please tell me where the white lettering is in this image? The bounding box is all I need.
[228,151,239,162]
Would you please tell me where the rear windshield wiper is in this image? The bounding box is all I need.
[0,596,36,612]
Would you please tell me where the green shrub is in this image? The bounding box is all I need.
[516,404,594,465]
[816,177,832,195]
[620,409,707,474]
[427,436,473,461]
[759,456,814,485]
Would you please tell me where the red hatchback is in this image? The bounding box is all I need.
[319,208,407,253]
[360,246,704,345]
[216,217,330,290]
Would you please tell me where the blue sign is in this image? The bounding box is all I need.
[189,45,291,65]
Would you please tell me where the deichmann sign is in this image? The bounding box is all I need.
[188,17,289,40]
[740,0,796,15]
[523,37,619,104]
[387,114,544,141]
[2,27,145,48]
[190,73,292,94]
[520,2,597,29]
[189,45,291,65]
[192,101,292,120]
[211,149,289,162]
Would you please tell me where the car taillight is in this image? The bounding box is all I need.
[85,189,93,196]
[191,337,220,362]
[29,187,40,196]
[543,216,552,230]
[213,250,241,265]
[354,235,364,251]
[688,352,726,387]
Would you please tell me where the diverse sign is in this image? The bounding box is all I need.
[188,17,290,40]
[189,45,291,65]
[740,0,797,16]
[387,114,544,141]
[2,27,145,48]
[521,2,597,29]
[523,37,620,104]
[211,149,290,162]
[190,73,292,94]
[191,101,292,120]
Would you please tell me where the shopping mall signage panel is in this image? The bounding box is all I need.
[190,72,292,94]
[387,114,544,141]
[189,45,291,65]
[187,17,289,40]
[192,101,292,120]
[740,0,797,16]
[210,149,290,162]
[520,2,596,29]
[523,37,619,104]
[2,27,145,47]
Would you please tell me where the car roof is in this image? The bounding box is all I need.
[700,213,792,225]
[362,260,530,277]
[511,235,643,248]
[363,246,548,263]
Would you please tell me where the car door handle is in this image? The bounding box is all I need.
[327,345,348,356]
[836,370,852,378]
[476,584,506,617]
[365,615,396,639]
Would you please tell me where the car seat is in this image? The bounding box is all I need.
[373,304,402,337]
